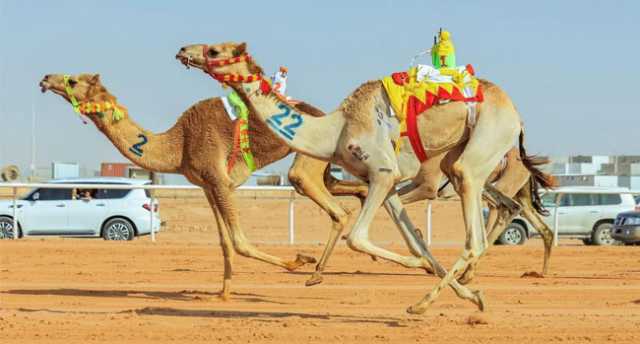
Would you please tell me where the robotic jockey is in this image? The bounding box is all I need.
[431,29,456,69]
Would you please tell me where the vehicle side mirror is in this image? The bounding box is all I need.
[32,192,40,201]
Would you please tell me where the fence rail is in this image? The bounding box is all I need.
[1,182,638,245]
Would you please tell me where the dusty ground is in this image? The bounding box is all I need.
[1,194,640,343]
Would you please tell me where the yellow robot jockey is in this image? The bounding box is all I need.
[431,29,456,69]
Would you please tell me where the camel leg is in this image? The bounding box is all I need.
[407,164,488,314]
[398,153,446,205]
[407,119,519,314]
[204,190,235,300]
[208,180,316,271]
[457,188,520,284]
[287,155,352,286]
[345,172,429,271]
[458,152,532,284]
[384,192,486,301]
[515,183,554,275]
[462,182,553,282]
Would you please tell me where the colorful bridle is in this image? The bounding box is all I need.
[63,75,125,121]
[201,45,263,84]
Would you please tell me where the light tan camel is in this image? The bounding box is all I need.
[174,46,556,288]
[38,73,371,299]
[176,42,549,313]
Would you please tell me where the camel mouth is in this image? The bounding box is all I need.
[39,80,50,93]
[175,53,193,69]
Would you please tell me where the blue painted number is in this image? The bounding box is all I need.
[129,134,148,157]
[266,104,304,141]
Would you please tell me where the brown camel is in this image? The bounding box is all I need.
[176,41,553,313]
[38,73,371,299]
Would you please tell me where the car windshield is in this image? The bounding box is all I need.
[24,188,72,201]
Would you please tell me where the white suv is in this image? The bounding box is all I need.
[502,187,636,246]
[0,177,161,240]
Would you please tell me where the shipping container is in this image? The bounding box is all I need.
[100,162,131,177]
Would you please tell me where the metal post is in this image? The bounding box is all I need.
[150,195,155,242]
[12,187,18,239]
[288,191,295,245]
[426,201,432,246]
[553,206,559,247]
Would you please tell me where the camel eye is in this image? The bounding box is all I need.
[68,79,78,87]
[207,49,219,58]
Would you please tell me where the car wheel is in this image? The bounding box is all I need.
[0,216,18,239]
[498,223,527,245]
[102,218,135,241]
[582,238,592,245]
[591,222,618,246]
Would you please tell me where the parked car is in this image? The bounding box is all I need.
[0,177,161,240]
[495,187,636,246]
[611,211,640,244]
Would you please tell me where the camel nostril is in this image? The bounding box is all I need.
[180,47,186,53]
[44,74,50,80]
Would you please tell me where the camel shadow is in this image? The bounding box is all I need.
[12,306,412,327]
[286,270,427,278]
[2,289,290,304]
[134,307,410,327]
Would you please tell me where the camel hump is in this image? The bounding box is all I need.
[292,101,326,118]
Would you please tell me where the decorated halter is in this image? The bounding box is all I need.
[202,45,263,84]
[63,75,125,122]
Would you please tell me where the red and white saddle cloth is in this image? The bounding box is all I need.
[382,64,484,162]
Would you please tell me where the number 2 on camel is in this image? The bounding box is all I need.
[129,134,148,157]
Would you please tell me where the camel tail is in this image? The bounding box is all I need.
[518,128,557,216]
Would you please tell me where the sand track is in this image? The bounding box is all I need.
[1,198,640,343]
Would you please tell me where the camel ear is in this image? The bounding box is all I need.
[90,74,101,84]
[233,42,247,57]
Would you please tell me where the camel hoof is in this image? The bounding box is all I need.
[218,292,231,301]
[285,254,317,272]
[305,273,323,287]
[406,303,427,315]
[472,290,486,312]
[296,253,317,264]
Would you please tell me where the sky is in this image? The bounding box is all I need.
[1,0,639,176]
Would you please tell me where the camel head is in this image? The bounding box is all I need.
[40,73,102,102]
[175,42,263,82]
[39,73,125,127]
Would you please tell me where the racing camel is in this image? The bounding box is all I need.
[176,41,553,313]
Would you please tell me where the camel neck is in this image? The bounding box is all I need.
[227,79,343,161]
[94,109,184,173]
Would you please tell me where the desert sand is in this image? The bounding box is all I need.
[1,192,639,343]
